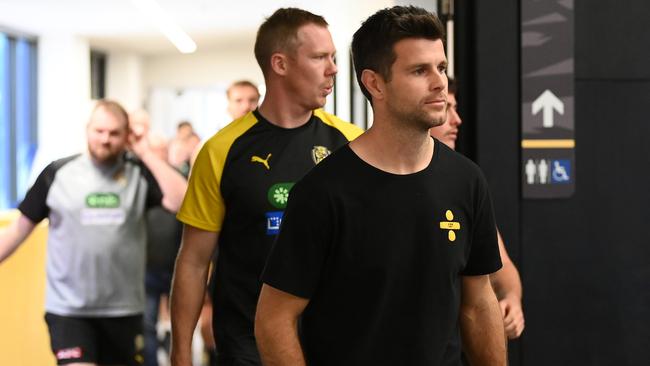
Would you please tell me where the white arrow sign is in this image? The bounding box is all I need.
[532,89,564,128]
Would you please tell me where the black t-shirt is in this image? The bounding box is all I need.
[262,140,502,366]
[146,207,183,273]
[146,167,187,273]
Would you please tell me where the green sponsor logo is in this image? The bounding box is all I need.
[86,193,120,208]
[267,182,294,209]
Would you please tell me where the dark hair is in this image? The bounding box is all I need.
[92,99,129,130]
[226,80,260,99]
[177,121,193,131]
[351,6,445,102]
[448,77,457,94]
[254,8,328,76]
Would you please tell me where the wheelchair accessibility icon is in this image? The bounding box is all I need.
[551,160,571,183]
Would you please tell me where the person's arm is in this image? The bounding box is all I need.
[0,214,37,263]
[199,293,215,351]
[255,284,309,366]
[460,274,507,366]
[170,225,218,366]
[490,231,525,339]
[189,140,205,168]
[129,132,188,212]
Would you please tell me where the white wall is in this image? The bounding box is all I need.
[31,33,93,180]
[147,86,229,141]
[143,42,262,89]
[106,52,145,111]
[142,38,263,139]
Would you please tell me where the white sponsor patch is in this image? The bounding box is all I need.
[80,208,126,225]
[56,346,82,360]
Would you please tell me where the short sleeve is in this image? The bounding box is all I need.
[17,159,65,223]
[176,142,226,232]
[261,180,333,299]
[461,173,502,276]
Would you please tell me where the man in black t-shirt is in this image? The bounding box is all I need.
[256,6,507,366]
[431,78,526,340]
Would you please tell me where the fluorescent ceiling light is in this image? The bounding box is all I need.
[131,0,197,54]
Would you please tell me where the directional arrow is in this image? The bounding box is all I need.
[532,89,564,128]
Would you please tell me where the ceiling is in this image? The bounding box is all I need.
[0,0,345,54]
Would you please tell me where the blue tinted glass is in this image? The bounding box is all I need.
[15,38,36,205]
[0,33,11,209]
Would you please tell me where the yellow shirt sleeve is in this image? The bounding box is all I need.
[176,113,258,232]
[314,109,365,141]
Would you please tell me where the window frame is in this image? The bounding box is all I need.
[0,27,38,209]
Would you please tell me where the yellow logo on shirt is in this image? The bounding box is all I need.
[311,146,331,164]
[251,153,272,170]
[439,210,460,242]
[112,167,127,186]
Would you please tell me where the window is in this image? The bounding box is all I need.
[0,31,38,209]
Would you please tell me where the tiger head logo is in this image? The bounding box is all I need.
[311,146,331,164]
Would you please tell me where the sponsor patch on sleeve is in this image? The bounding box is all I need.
[56,347,83,360]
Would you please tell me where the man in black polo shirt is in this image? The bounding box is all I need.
[256,6,506,366]
[170,7,362,366]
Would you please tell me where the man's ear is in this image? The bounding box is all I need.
[270,53,289,76]
[361,69,385,102]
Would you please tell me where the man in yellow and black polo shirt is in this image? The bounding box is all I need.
[169,8,363,366]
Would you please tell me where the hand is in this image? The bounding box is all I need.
[199,295,216,350]
[499,295,525,339]
[128,129,150,158]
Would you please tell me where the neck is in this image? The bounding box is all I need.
[88,151,123,170]
[350,115,434,175]
[257,86,314,128]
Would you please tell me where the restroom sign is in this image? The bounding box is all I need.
[521,0,575,198]
[524,158,571,185]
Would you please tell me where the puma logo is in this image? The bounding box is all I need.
[251,153,272,170]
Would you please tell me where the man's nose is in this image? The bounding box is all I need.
[327,57,337,76]
[451,111,462,126]
[430,72,446,91]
